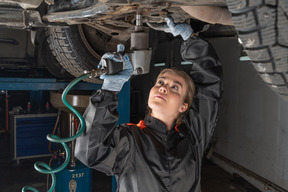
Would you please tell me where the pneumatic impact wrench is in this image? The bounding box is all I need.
[86,14,152,78]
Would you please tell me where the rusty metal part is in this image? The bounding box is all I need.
[78,24,129,63]
[78,23,129,57]
[43,1,190,27]
[0,0,232,44]
[141,6,189,23]
[23,10,47,27]
[0,0,43,9]
[157,0,226,6]
[100,19,135,28]
[0,7,24,28]
[43,3,110,24]
[97,0,225,5]
[86,21,132,42]
[181,5,233,26]
[146,22,168,31]
[78,25,102,61]
[0,7,46,29]
[1,0,228,28]
[91,4,139,21]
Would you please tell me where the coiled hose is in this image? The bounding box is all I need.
[22,73,90,192]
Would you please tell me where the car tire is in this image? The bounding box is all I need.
[227,0,288,100]
[46,25,116,83]
[41,36,73,79]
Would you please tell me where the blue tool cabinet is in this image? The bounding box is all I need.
[10,113,57,163]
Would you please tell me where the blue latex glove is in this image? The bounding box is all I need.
[98,44,133,92]
[164,17,193,41]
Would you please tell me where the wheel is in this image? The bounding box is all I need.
[41,37,73,79]
[226,0,288,100]
[46,25,126,83]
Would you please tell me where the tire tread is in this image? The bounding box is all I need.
[227,0,288,99]
[46,26,101,83]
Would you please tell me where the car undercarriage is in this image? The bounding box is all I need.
[1,0,288,100]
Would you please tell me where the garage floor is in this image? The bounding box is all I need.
[0,135,260,192]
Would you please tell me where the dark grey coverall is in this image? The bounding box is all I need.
[75,36,223,192]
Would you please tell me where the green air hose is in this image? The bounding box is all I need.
[22,73,90,192]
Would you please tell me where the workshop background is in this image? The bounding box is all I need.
[0,27,287,192]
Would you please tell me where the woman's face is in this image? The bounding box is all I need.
[148,71,188,121]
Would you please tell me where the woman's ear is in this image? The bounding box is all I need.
[179,103,188,113]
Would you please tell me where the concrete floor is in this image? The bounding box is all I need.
[0,134,260,192]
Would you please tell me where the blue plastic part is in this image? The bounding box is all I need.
[117,81,130,125]
[112,176,117,192]
[54,161,92,192]
[0,78,102,90]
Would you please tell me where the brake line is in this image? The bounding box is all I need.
[22,73,90,192]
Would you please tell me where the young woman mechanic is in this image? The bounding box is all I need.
[75,18,223,192]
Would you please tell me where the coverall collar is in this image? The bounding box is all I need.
[144,115,176,135]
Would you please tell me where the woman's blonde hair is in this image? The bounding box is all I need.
[148,67,195,125]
